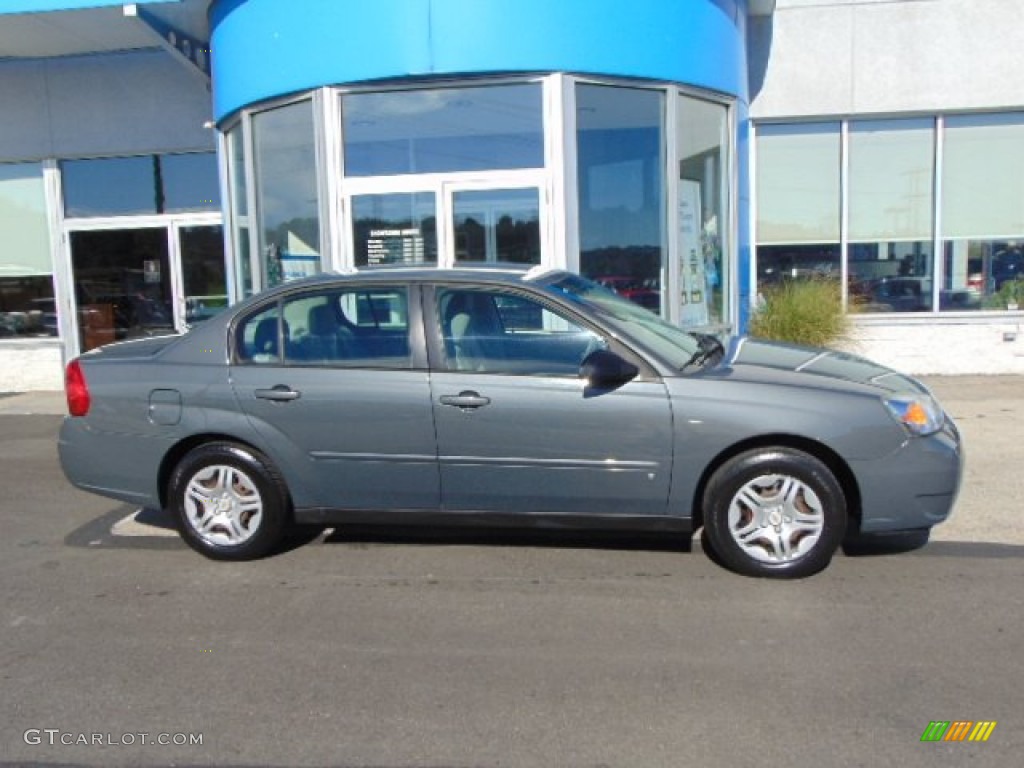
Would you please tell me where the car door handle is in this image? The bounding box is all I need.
[254,385,301,402]
[439,391,491,410]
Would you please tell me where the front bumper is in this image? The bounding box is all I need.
[850,417,963,533]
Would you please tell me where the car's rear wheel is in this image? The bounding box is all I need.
[703,447,846,578]
[169,442,289,560]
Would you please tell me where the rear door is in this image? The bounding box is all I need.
[229,282,439,511]
[426,284,674,516]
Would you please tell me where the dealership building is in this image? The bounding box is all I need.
[2,0,1023,391]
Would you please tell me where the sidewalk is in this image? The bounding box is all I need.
[0,390,66,416]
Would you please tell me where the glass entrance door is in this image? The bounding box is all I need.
[346,174,547,269]
[66,219,226,356]
[69,228,175,352]
[451,187,541,265]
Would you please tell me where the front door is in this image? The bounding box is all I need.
[68,227,176,353]
[427,285,674,516]
[65,218,227,357]
[344,173,548,269]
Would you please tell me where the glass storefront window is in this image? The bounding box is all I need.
[226,124,254,298]
[941,113,1024,311]
[678,94,729,326]
[755,123,841,292]
[0,162,56,338]
[343,84,544,176]
[576,84,666,314]
[351,192,437,267]
[161,153,220,214]
[848,119,935,312]
[252,100,320,287]
[62,154,218,218]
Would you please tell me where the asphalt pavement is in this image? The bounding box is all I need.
[1,378,1022,768]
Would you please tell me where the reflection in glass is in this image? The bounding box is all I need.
[1,163,57,337]
[70,229,174,351]
[344,84,544,176]
[62,156,156,217]
[352,193,437,267]
[226,125,253,298]
[62,154,218,218]
[252,100,320,287]
[678,95,728,326]
[755,123,842,294]
[454,188,540,265]
[848,119,934,312]
[180,225,228,325]
[576,84,665,314]
[161,153,220,214]
[941,114,1024,311]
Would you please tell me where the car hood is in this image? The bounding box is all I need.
[706,336,929,397]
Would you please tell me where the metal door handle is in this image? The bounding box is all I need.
[440,391,491,410]
[255,385,301,402]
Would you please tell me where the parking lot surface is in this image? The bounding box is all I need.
[1,377,1021,767]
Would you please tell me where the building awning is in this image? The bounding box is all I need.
[0,0,207,59]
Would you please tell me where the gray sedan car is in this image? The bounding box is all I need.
[59,268,962,578]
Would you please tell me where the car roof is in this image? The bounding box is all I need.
[261,265,567,291]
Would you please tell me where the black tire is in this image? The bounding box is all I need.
[702,447,847,578]
[168,441,290,561]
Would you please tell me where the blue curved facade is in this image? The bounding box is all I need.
[209,0,750,121]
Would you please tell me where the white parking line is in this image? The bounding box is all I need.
[110,508,179,538]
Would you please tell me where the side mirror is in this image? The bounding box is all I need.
[580,348,639,387]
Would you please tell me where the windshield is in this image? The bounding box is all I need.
[541,274,703,369]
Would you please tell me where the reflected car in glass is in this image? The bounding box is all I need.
[58,268,963,578]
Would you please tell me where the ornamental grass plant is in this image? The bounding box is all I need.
[748,277,850,347]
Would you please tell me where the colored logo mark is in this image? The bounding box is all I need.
[920,721,997,742]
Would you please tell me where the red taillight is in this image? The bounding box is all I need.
[65,359,91,417]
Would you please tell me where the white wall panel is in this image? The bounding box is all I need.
[752,0,1024,118]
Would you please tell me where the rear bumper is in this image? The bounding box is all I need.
[852,418,963,533]
[58,417,165,509]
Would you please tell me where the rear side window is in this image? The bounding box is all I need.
[282,286,411,368]
[236,287,412,368]
[235,305,283,364]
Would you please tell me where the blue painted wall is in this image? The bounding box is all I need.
[210,0,750,121]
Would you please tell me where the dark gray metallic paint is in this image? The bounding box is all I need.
[58,269,962,540]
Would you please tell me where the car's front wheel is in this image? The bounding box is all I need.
[703,447,847,578]
[168,442,289,560]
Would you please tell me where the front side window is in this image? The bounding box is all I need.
[437,288,603,375]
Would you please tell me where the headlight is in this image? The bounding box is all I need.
[884,394,945,436]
